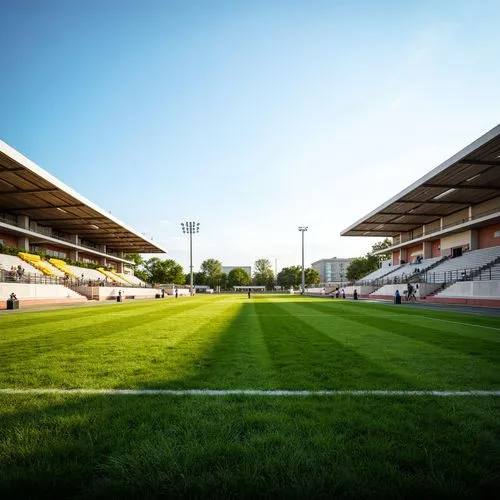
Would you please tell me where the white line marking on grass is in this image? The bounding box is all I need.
[417,316,500,331]
[248,314,500,331]
[1,389,499,396]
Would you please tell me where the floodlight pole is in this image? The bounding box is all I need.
[298,226,308,294]
[181,221,200,296]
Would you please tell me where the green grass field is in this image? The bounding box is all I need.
[1,294,499,498]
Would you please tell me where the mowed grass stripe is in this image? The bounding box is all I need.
[0,297,213,344]
[169,299,278,389]
[269,298,500,390]
[0,394,498,498]
[252,298,415,390]
[1,294,499,392]
[0,296,241,389]
[290,298,500,359]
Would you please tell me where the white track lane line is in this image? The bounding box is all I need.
[0,389,499,396]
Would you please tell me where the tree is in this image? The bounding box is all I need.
[220,272,228,290]
[124,252,149,282]
[124,253,143,267]
[228,267,251,287]
[371,238,393,264]
[143,258,185,284]
[346,238,393,282]
[305,267,320,286]
[346,254,379,281]
[186,271,207,286]
[200,258,222,288]
[253,258,274,288]
[277,266,320,288]
[277,266,301,289]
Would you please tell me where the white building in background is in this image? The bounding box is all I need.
[311,257,353,284]
[222,266,252,276]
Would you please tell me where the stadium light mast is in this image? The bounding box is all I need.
[298,226,308,294]
[181,221,200,296]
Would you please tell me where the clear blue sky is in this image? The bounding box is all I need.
[1,0,499,273]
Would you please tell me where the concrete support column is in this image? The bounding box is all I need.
[117,261,124,273]
[100,257,107,266]
[70,234,79,245]
[423,241,432,259]
[17,215,30,230]
[470,229,479,251]
[17,236,29,250]
[70,250,79,261]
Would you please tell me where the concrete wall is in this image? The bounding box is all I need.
[478,223,500,249]
[406,243,423,262]
[0,233,18,247]
[442,208,469,228]
[438,280,500,299]
[369,283,441,299]
[424,219,441,234]
[440,231,470,253]
[471,196,500,217]
[86,286,160,301]
[0,283,84,300]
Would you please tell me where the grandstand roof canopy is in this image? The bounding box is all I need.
[341,124,500,237]
[0,140,167,253]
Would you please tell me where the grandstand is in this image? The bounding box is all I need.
[341,124,500,306]
[0,140,165,308]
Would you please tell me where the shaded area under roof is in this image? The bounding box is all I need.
[0,140,166,254]
[341,124,500,237]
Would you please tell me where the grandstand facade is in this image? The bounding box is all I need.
[340,124,500,305]
[0,140,166,306]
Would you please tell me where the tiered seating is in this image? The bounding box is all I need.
[113,272,132,285]
[118,273,146,286]
[425,246,500,283]
[382,257,442,282]
[97,267,126,284]
[356,264,402,283]
[67,265,109,284]
[18,252,58,276]
[0,253,43,276]
[49,258,77,278]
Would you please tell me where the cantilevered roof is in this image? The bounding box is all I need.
[0,140,167,253]
[341,124,500,237]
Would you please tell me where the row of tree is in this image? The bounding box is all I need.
[125,255,321,289]
[125,238,393,287]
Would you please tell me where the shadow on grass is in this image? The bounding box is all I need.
[131,301,416,390]
[302,300,500,364]
[1,393,499,499]
[1,296,500,498]
[0,299,210,367]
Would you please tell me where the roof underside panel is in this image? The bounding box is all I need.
[0,146,165,253]
[341,125,500,237]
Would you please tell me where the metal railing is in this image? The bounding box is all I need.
[356,263,500,287]
[0,268,62,285]
[0,213,19,226]
[394,207,500,245]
